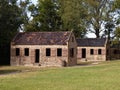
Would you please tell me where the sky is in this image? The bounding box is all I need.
[31,0,37,5]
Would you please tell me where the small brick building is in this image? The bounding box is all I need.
[11,31,77,67]
[109,42,120,60]
[77,38,108,62]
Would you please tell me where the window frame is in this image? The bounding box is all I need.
[57,48,62,57]
[82,48,86,58]
[98,49,102,55]
[16,48,20,56]
[46,48,51,56]
[24,48,29,56]
[90,49,94,55]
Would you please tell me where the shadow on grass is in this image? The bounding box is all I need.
[0,70,21,75]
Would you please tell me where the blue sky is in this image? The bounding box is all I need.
[31,0,37,4]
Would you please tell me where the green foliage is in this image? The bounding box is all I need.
[0,0,22,45]
[112,0,120,41]
[59,0,87,38]
[26,0,88,38]
[26,0,120,38]
[114,27,120,40]
[59,0,119,38]
[26,0,62,32]
[114,0,120,25]
[0,0,25,64]
[113,0,120,9]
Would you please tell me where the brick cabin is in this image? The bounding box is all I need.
[109,42,120,60]
[76,38,108,62]
[11,31,77,67]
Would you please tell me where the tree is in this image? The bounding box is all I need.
[59,0,88,38]
[26,0,62,32]
[114,0,120,30]
[84,0,115,38]
[0,0,24,65]
[19,0,31,31]
[111,0,120,41]
[114,0,120,9]
[113,27,120,56]
[114,27,120,40]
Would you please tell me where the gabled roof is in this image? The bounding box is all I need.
[12,31,72,45]
[76,38,107,47]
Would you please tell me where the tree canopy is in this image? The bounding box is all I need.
[0,0,23,45]
[113,0,120,41]
[59,0,88,38]
[0,0,28,65]
[25,0,62,32]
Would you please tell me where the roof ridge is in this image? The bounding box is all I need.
[76,38,106,39]
[18,31,71,33]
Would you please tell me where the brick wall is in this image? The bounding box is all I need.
[77,47,107,62]
[11,45,70,67]
[68,33,77,66]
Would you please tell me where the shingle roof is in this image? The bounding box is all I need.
[12,31,71,45]
[76,38,107,47]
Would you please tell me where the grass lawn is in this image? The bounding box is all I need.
[0,60,120,90]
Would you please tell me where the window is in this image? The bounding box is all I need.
[98,49,102,55]
[24,48,29,56]
[70,48,74,57]
[90,49,94,55]
[57,48,62,56]
[16,48,20,56]
[35,49,40,63]
[82,48,86,58]
[46,48,51,56]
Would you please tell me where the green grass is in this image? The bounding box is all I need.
[0,60,120,90]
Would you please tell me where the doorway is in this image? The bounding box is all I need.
[82,48,86,58]
[35,49,40,63]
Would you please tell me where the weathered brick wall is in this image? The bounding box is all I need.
[11,45,35,66]
[39,45,68,67]
[68,33,77,66]
[11,45,69,67]
[77,46,107,62]
[11,32,77,67]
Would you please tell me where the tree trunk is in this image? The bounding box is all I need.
[95,29,100,38]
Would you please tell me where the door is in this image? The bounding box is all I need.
[82,48,86,58]
[35,49,40,63]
